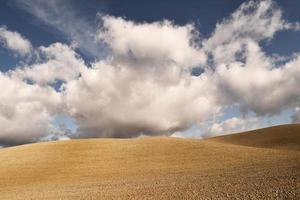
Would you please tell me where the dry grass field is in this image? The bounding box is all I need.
[0,124,299,199]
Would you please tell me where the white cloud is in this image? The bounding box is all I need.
[10,43,85,85]
[1,0,300,144]
[63,60,219,138]
[0,15,216,141]
[214,42,300,116]
[97,15,206,69]
[0,27,32,56]
[58,16,214,138]
[38,123,72,142]
[171,115,259,138]
[291,107,300,123]
[173,0,300,137]
[204,117,258,137]
[205,0,297,65]
[205,0,300,116]
[0,73,61,145]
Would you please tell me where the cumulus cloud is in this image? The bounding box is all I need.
[97,15,206,69]
[205,0,300,117]
[63,55,217,138]
[205,0,298,65]
[0,73,61,145]
[291,107,300,123]
[0,26,32,56]
[38,123,73,142]
[1,0,300,145]
[10,43,85,85]
[171,116,259,138]
[57,15,215,138]
[0,14,216,142]
[203,117,258,138]
[215,45,300,115]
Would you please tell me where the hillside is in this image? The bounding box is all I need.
[208,124,300,150]
[0,125,299,199]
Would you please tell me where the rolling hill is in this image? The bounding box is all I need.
[0,124,299,199]
[209,124,300,151]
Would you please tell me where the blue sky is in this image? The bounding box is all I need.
[2,0,300,69]
[1,1,299,53]
[0,0,300,145]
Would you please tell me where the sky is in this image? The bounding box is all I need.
[0,0,300,146]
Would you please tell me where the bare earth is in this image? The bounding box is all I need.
[0,124,299,199]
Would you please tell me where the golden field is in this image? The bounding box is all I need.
[0,124,299,199]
